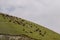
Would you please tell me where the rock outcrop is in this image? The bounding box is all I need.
[0,34,36,40]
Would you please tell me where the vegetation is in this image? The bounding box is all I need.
[0,13,60,40]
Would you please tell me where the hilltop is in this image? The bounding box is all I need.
[0,13,60,40]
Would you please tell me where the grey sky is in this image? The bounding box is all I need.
[0,0,60,34]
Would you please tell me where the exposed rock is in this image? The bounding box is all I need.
[0,34,36,40]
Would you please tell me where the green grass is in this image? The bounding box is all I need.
[0,13,60,40]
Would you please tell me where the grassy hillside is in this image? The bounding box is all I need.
[0,13,60,40]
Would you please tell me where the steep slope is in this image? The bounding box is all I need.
[0,13,60,40]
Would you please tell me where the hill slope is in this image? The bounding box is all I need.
[0,13,60,40]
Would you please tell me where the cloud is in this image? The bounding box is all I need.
[0,6,16,13]
[0,0,60,33]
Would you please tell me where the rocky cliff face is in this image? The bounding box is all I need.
[0,34,36,40]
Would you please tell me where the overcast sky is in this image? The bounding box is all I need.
[0,0,60,34]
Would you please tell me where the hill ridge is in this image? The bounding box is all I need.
[0,13,60,40]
